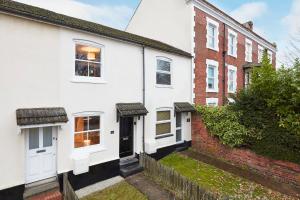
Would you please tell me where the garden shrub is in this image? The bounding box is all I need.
[196,105,250,147]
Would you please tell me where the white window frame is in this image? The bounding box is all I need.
[268,50,273,63]
[258,45,264,63]
[72,111,105,155]
[72,39,106,84]
[206,59,219,93]
[155,108,172,137]
[206,17,219,51]
[245,38,253,62]
[227,65,237,93]
[228,29,237,58]
[206,98,218,107]
[156,56,173,87]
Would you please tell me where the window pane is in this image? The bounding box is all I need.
[176,113,182,127]
[43,127,52,147]
[74,132,88,148]
[156,73,171,85]
[89,116,100,130]
[156,122,171,135]
[208,78,214,89]
[208,25,215,48]
[29,128,39,150]
[176,129,182,142]
[89,63,101,77]
[75,117,88,132]
[157,59,170,72]
[75,61,88,76]
[208,66,215,77]
[76,44,101,62]
[89,131,100,146]
[157,111,171,121]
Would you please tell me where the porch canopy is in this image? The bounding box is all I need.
[243,62,262,69]
[116,103,148,122]
[174,102,196,113]
[16,107,68,126]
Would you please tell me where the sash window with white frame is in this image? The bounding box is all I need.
[228,65,237,93]
[74,114,101,148]
[228,29,237,57]
[245,39,252,62]
[74,41,104,83]
[156,57,172,86]
[206,17,219,51]
[258,45,264,63]
[156,110,171,136]
[206,59,219,93]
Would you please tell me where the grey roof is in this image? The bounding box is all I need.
[16,107,68,126]
[174,102,195,113]
[243,62,262,69]
[116,103,148,117]
[0,0,191,58]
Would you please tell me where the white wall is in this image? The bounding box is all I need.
[0,13,192,190]
[144,48,192,153]
[127,0,193,53]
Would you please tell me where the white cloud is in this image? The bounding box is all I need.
[230,2,268,23]
[15,0,134,30]
[281,0,300,36]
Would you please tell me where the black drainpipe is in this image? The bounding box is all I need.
[142,46,145,153]
[222,23,227,105]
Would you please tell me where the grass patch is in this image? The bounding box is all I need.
[160,153,295,200]
[81,181,147,200]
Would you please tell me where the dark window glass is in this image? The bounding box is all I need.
[157,60,170,71]
[75,61,88,76]
[156,73,171,85]
[89,63,101,77]
[89,116,100,130]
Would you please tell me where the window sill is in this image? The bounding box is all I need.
[155,84,173,89]
[228,91,236,94]
[228,54,237,59]
[206,89,218,93]
[155,133,174,140]
[71,145,106,158]
[71,78,107,84]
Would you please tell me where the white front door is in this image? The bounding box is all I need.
[26,127,57,183]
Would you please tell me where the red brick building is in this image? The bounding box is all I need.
[127,0,277,106]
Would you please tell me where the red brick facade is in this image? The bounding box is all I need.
[193,7,276,105]
[192,114,300,190]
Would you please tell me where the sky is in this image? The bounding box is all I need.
[15,0,300,66]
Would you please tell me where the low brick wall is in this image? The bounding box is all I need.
[192,113,300,190]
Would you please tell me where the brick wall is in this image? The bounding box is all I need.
[192,113,300,189]
[193,7,276,105]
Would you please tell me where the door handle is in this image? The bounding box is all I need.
[123,137,129,141]
[36,149,46,153]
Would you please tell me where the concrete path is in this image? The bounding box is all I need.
[75,176,124,198]
[126,173,178,200]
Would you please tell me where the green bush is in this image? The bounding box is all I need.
[196,105,250,147]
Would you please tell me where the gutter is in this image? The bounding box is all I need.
[142,46,146,153]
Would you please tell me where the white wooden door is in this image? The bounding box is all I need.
[26,127,57,183]
[176,113,183,143]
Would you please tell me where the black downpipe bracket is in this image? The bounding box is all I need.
[222,23,227,105]
[142,46,145,153]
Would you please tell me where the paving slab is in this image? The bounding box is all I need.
[75,176,124,198]
[126,173,178,200]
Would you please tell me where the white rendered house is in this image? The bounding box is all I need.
[0,1,194,199]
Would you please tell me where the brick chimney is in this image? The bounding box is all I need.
[243,21,253,31]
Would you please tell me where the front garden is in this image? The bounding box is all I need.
[160,152,296,200]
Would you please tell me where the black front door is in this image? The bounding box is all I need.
[119,117,134,158]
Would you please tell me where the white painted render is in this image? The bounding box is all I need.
[0,13,192,190]
[126,0,193,53]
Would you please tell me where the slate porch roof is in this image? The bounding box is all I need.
[174,102,196,113]
[16,107,68,126]
[116,103,148,117]
[0,0,191,58]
